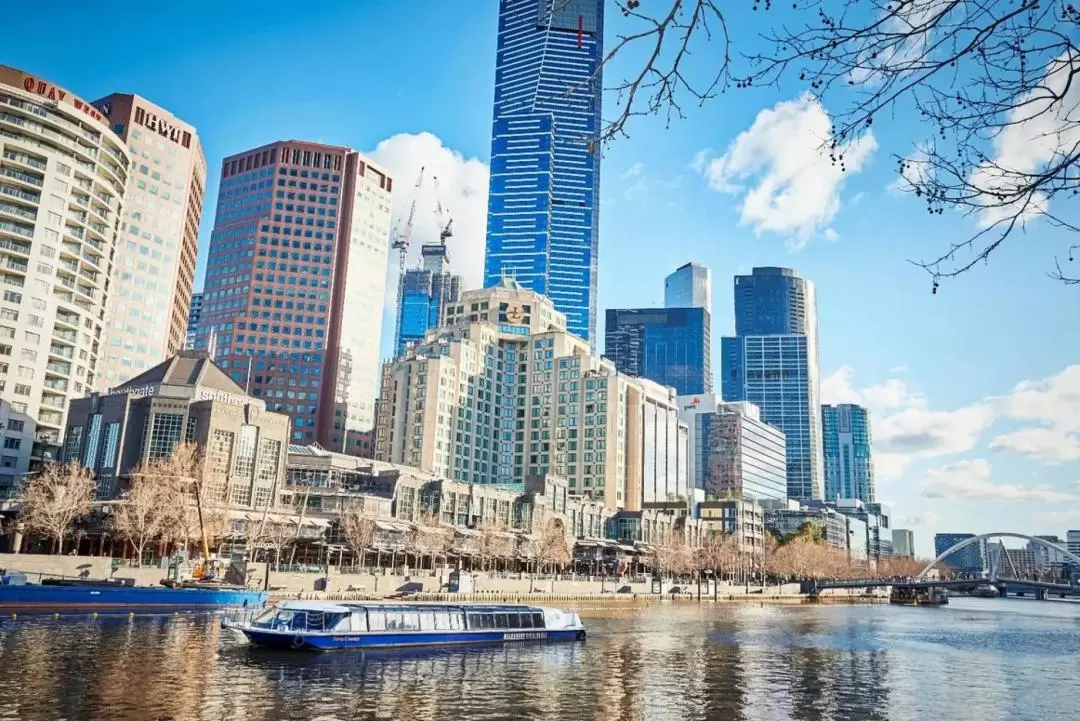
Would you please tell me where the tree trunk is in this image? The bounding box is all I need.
[56,535,64,555]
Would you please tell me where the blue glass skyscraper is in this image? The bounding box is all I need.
[721,267,823,501]
[484,0,604,343]
[605,308,712,395]
[395,243,461,357]
[822,403,875,502]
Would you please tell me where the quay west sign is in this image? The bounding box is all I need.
[20,75,105,125]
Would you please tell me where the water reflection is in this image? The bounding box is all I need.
[0,599,1077,721]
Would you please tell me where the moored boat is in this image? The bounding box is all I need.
[0,573,267,613]
[889,585,949,606]
[227,601,587,651]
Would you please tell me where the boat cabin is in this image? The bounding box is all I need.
[250,602,552,634]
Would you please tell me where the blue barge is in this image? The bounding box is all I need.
[227,600,586,651]
[0,576,267,613]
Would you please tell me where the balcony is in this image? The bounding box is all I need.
[40,394,66,411]
[46,361,72,376]
[54,311,79,328]
[0,238,31,256]
[0,219,33,239]
[42,378,68,392]
[52,328,78,344]
[58,258,79,273]
[2,149,46,170]
[0,183,39,204]
[0,167,43,188]
[4,258,28,273]
[37,409,63,428]
[48,344,74,359]
[87,221,108,237]
[71,194,89,208]
[65,225,85,240]
[56,275,76,290]
[0,201,36,221]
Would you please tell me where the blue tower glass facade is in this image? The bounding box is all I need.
[605,308,711,395]
[394,244,461,358]
[822,403,875,502]
[934,533,987,575]
[721,267,823,501]
[484,0,604,343]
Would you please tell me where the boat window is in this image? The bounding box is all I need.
[385,612,404,631]
[450,612,464,630]
[508,612,521,629]
[401,612,420,631]
[329,613,352,631]
[531,612,545,628]
[434,611,451,630]
[494,613,509,629]
[467,613,482,629]
[350,612,367,632]
[290,612,309,631]
[519,613,533,629]
[480,614,495,630]
[368,611,387,631]
[419,612,436,631]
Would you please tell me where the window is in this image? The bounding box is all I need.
[232,425,257,479]
[147,413,184,459]
[6,419,24,432]
[2,438,20,450]
[101,422,120,469]
[63,425,84,461]
[208,429,234,477]
[83,413,102,469]
[367,611,386,631]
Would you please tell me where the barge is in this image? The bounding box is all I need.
[0,574,267,613]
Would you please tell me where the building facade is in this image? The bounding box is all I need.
[63,352,289,508]
[192,141,393,447]
[934,533,986,575]
[185,292,202,350]
[698,498,764,552]
[375,279,688,510]
[0,66,130,479]
[394,242,462,357]
[892,528,915,557]
[822,403,875,502]
[484,0,605,343]
[605,307,711,395]
[664,262,711,314]
[721,267,822,501]
[93,93,206,388]
[700,401,787,502]
[0,399,36,496]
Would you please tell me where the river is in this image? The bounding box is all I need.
[0,597,1076,720]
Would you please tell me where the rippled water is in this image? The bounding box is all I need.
[0,598,1077,721]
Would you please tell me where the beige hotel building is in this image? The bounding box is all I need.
[374,278,690,511]
[92,93,206,389]
[0,66,129,492]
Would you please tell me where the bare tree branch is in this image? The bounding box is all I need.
[19,461,95,554]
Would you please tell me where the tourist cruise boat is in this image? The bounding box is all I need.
[226,600,587,651]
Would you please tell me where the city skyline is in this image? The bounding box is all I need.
[4,1,1080,554]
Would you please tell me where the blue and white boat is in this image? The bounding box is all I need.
[228,600,587,651]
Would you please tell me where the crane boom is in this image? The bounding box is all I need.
[431,175,454,243]
[392,167,425,355]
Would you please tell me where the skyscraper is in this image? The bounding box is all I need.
[394,242,462,357]
[822,403,875,502]
[194,141,393,445]
[92,93,206,387]
[665,262,711,314]
[605,307,711,395]
[700,401,787,502]
[0,66,130,486]
[934,533,986,575]
[721,267,823,501]
[184,292,202,350]
[484,0,604,343]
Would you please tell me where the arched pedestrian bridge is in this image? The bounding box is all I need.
[810,532,1080,599]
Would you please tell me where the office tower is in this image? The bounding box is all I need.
[665,262,711,314]
[184,292,202,350]
[702,401,787,502]
[394,241,462,357]
[892,528,915,558]
[194,141,393,445]
[0,66,130,487]
[484,0,604,343]
[934,533,986,575]
[721,267,823,501]
[92,93,206,387]
[822,403,875,502]
[605,307,711,395]
[375,278,689,510]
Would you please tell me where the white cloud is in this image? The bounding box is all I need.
[989,428,1080,462]
[367,132,489,310]
[694,93,876,248]
[888,363,908,374]
[822,228,839,242]
[999,364,1080,433]
[1034,508,1080,526]
[621,162,647,199]
[920,459,1076,502]
[900,511,939,528]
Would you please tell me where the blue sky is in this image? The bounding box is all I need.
[11,1,1080,555]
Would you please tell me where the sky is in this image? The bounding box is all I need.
[9,1,1080,556]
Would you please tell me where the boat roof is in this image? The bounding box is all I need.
[273,600,558,613]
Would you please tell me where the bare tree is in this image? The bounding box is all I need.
[411,511,453,571]
[591,1,1079,286]
[20,461,95,554]
[251,521,295,571]
[654,528,694,580]
[341,503,377,568]
[536,518,571,574]
[475,519,515,572]
[110,460,174,566]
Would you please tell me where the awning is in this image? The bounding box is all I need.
[455,528,480,537]
[617,544,637,553]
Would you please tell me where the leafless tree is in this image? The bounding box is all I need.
[20,461,96,554]
[411,511,454,571]
[341,503,377,568]
[110,460,174,566]
[475,519,516,572]
[654,528,695,579]
[592,1,1079,286]
[536,518,572,574]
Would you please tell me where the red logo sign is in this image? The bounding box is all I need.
[22,75,103,124]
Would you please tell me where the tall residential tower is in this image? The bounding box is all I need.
[484,0,604,343]
[194,141,393,446]
[822,403,875,502]
[721,267,823,501]
[92,93,206,387]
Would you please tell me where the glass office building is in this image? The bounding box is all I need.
[664,262,711,314]
[605,307,711,395]
[822,403,875,502]
[483,0,604,343]
[702,402,787,501]
[394,243,461,357]
[722,267,822,501]
[934,533,987,575]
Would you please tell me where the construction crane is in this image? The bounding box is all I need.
[431,175,454,243]
[392,167,425,354]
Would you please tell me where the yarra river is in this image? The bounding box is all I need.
[0,598,1077,721]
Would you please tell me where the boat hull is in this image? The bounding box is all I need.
[0,583,267,613]
[239,627,585,651]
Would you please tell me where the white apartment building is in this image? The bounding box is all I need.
[375,278,689,511]
[0,66,129,489]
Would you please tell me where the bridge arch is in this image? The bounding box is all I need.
[918,532,1080,579]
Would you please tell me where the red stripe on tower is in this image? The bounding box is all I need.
[578,15,584,48]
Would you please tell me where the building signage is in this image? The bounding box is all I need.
[22,76,105,124]
[110,384,156,399]
[681,397,702,412]
[196,388,250,407]
[134,106,192,149]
